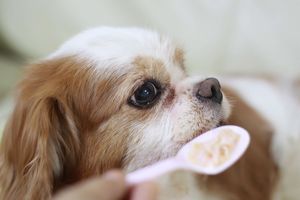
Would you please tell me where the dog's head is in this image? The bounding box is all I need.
[0,27,231,199]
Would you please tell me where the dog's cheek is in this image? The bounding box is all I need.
[123,114,179,171]
[171,106,197,142]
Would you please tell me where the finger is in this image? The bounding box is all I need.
[130,182,158,200]
[89,170,127,200]
[53,170,127,200]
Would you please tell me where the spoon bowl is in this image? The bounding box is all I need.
[126,125,250,185]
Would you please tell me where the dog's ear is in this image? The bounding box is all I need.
[0,67,80,200]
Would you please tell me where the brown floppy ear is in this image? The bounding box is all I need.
[0,89,80,199]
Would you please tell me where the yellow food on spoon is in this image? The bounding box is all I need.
[188,129,240,167]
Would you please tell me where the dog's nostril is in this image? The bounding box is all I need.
[196,78,223,104]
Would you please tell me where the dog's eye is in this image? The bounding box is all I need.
[129,81,161,108]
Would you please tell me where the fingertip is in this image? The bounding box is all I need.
[131,181,159,200]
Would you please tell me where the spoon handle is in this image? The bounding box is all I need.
[126,158,182,185]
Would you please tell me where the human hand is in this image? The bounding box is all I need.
[53,170,158,200]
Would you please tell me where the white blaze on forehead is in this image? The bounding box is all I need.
[48,27,181,72]
[169,64,186,85]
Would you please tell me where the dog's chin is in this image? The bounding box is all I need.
[177,120,225,147]
[126,120,225,171]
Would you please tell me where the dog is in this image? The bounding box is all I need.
[0,27,299,200]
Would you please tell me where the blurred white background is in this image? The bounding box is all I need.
[0,0,300,133]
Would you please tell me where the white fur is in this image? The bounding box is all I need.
[49,27,185,83]
[125,77,229,172]
[123,76,229,200]
[157,171,219,200]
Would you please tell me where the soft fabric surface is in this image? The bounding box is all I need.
[0,0,299,75]
[0,97,13,139]
[0,56,21,138]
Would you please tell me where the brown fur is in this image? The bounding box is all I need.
[0,57,132,199]
[0,53,279,200]
[198,87,278,200]
[173,48,185,70]
[133,56,171,85]
[0,55,177,199]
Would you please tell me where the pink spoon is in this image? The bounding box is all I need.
[126,125,250,185]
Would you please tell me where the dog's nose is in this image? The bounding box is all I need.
[195,78,223,104]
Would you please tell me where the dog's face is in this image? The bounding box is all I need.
[47,27,231,173]
[0,27,231,198]
[118,57,230,172]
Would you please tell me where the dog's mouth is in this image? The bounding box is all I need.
[178,120,226,146]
